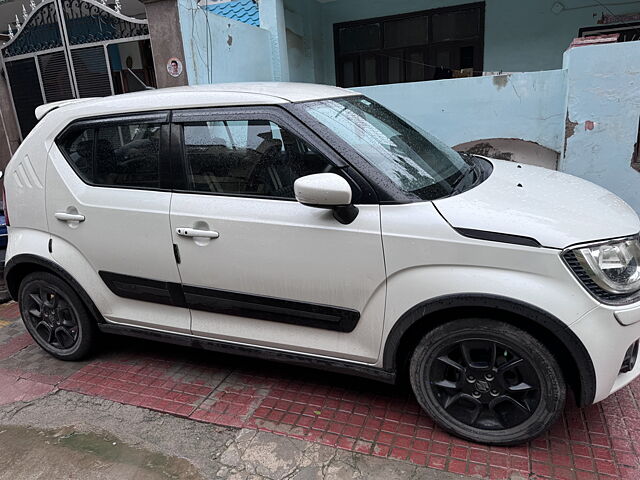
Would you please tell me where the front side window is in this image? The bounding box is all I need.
[295,96,470,200]
[58,122,162,189]
[182,119,335,199]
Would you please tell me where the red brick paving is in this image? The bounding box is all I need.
[0,367,56,405]
[0,333,34,360]
[0,302,21,320]
[1,301,640,479]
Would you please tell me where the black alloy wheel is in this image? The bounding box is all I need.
[410,319,565,445]
[429,338,541,430]
[24,284,80,350]
[19,271,95,360]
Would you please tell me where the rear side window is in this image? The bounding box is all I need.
[182,119,335,199]
[57,122,162,189]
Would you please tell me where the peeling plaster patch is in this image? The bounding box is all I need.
[564,113,578,155]
[227,35,233,46]
[454,138,559,170]
[492,74,510,90]
[585,120,595,131]
[461,141,514,161]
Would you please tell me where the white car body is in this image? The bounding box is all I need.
[4,82,640,432]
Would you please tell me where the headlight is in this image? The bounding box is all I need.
[564,235,640,301]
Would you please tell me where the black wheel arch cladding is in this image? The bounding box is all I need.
[384,294,596,407]
[5,254,106,324]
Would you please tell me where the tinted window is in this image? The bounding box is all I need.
[58,122,162,189]
[61,127,94,180]
[183,120,335,199]
[384,16,428,49]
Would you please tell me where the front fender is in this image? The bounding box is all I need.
[381,263,599,406]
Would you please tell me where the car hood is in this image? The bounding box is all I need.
[434,158,640,249]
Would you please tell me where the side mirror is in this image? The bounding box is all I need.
[294,173,359,225]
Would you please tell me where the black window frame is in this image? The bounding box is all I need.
[334,2,485,88]
[55,111,172,192]
[169,105,378,204]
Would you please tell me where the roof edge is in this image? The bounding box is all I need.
[35,98,100,121]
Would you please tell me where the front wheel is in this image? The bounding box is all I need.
[410,319,565,445]
[19,271,96,361]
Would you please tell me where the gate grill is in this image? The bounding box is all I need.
[71,47,113,98]
[5,58,43,135]
[62,0,149,45]
[38,51,74,102]
[1,0,152,138]
[1,2,62,58]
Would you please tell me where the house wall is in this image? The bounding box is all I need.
[355,70,567,153]
[283,0,640,86]
[561,41,640,212]
[352,40,640,212]
[177,0,272,85]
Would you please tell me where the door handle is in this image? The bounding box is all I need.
[55,212,85,222]
[176,227,219,239]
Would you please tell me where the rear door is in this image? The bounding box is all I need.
[169,106,386,363]
[48,112,190,333]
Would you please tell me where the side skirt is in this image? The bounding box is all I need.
[98,323,396,384]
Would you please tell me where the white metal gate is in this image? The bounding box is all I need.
[1,0,151,137]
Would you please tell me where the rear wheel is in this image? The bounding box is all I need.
[18,271,96,360]
[410,319,565,445]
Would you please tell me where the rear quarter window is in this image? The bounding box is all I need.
[57,122,162,189]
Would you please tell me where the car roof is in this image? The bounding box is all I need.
[45,82,359,122]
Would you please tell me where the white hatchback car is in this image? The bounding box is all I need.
[4,83,640,445]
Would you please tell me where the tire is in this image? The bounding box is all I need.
[409,318,565,445]
[18,271,96,361]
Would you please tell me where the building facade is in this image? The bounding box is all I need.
[176,0,640,210]
[1,0,639,211]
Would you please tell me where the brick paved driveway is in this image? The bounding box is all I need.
[0,301,638,480]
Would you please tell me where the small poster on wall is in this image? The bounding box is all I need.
[167,57,183,78]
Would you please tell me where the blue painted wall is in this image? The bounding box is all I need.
[177,0,272,85]
[355,70,567,152]
[283,0,640,86]
[561,41,640,212]
[357,41,640,212]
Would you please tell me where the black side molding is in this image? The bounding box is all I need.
[183,285,360,332]
[99,271,360,333]
[454,228,542,248]
[98,323,394,383]
[99,271,187,308]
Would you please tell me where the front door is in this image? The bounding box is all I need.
[169,107,386,363]
[47,112,190,333]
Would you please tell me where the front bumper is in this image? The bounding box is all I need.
[571,302,640,404]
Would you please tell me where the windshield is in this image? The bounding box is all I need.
[298,96,470,200]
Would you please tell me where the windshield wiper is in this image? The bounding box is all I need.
[448,161,479,197]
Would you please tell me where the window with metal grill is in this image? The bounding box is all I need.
[334,2,484,88]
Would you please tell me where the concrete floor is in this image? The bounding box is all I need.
[0,390,462,479]
[1,300,638,479]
